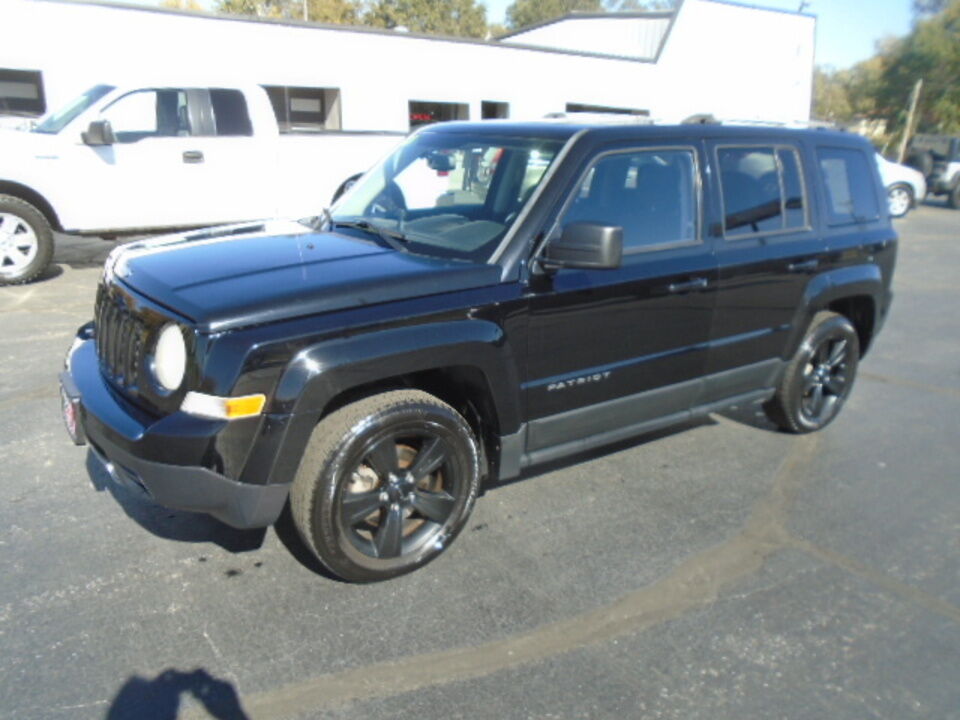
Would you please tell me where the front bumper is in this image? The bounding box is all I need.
[61,336,290,529]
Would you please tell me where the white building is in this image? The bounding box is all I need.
[0,0,815,129]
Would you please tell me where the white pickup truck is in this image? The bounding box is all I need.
[0,82,403,284]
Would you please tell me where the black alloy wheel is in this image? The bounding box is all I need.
[291,390,480,582]
[765,311,860,433]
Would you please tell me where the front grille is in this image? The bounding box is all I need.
[94,284,147,390]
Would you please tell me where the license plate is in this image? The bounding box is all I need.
[59,376,85,446]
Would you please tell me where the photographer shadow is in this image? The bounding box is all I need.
[106,668,248,720]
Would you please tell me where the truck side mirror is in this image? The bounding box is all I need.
[82,119,116,146]
[542,223,623,270]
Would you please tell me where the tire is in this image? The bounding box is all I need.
[765,311,860,434]
[290,390,480,582]
[886,184,913,218]
[0,195,54,285]
[905,150,933,179]
[949,182,960,210]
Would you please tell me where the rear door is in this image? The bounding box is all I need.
[188,88,277,224]
[523,141,718,457]
[702,139,822,404]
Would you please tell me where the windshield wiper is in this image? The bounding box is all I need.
[332,220,409,253]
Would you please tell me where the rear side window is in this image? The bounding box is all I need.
[717,146,808,237]
[560,148,699,251]
[210,89,253,137]
[817,147,880,224]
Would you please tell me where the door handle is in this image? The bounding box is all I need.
[668,277,709,293]
[787,259,819,273]
[183,150,204,164]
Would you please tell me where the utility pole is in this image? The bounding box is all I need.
[303,0,308,21]
[898,78,923,163]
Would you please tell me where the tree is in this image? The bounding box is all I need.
[812,67,853,122]
[363,0,488,37]
[161,0,204,8]
[875,0,960,133]
[505,0,675,31]
[216,0,359,22]
[505,0,603,30]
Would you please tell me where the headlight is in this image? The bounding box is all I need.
[152,323,187,391]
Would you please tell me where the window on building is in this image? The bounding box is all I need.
[210,89,253,136]
[560,148,698,251]
[565,102,648,116]
[0,68,45,116]
[817,147,880,225]
[100,89,190,143]
[409,100,469,130]
[482,101,509,120]
[263,86,341,132]
[718,146,808,237]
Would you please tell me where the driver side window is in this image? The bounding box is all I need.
[560,148,699,251]
[100,89,191,144]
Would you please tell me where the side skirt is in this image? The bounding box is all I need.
[497,359,783,481]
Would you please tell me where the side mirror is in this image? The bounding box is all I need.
[82,119,116,146]
[426,151,455,172]
[542,222,623,270]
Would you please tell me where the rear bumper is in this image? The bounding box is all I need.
[61,336,289,529]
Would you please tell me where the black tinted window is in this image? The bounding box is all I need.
[817,147,880,224]
[718,147,783,236]
[778,148,806,229]
[561,148,698,251]
[210,89,252,137]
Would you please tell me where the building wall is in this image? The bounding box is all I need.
[0,0,814,127]
[500,15,673,60]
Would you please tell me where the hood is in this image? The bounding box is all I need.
[110,220,502,332]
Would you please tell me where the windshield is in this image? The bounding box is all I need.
[33,84,115,135]
[332,130,563,262]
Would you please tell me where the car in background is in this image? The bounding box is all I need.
[876,153,927,218]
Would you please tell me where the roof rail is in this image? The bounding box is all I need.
[681,114,840,130]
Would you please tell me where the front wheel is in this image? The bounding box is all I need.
[765,311,860,433]
[0,195,54,285]
[290,390,480,582]
[887,184,913,218]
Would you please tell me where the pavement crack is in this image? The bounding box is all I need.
[203,435,819,720]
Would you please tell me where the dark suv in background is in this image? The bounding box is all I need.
[906,133,960,208]
[61,120,896,582]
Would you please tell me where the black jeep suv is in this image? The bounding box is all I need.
[60,121,896,582]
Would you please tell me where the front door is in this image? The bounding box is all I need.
[523,143,717,456]
[70,87,212,230]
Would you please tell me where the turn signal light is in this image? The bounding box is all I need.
[181,392,266,421]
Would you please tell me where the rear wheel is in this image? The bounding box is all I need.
[949,182,960,210]
[0,195,54,285]
[765,311,860,433]
[290,390,480,582]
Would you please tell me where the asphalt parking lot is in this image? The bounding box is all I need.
[1,203,958,720]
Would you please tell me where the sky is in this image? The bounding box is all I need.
[126,0,915,70]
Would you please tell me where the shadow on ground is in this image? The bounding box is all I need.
[106,668,248,720]
[86,451,266,554]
